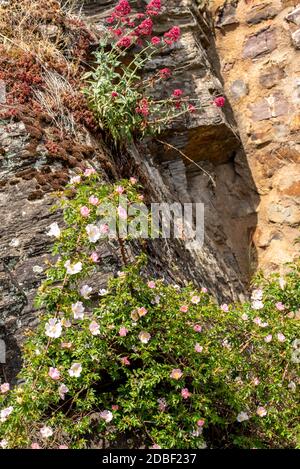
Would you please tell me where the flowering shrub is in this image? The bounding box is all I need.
[84,0,200,143]
[0,171,299,449]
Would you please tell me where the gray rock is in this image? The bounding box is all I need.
[286,5,300,25]
[246,5,278,25]
[243,28,277,59]
[292,29,300,49]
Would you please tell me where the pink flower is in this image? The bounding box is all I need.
[0,383,10,394]
[139,331,151,343]
[117,36,132,48]
[84,168,96,177]
[31,442,41,449]
[150,444,161,449]
[89,195,99,205]
[100,223,110,234]
[90,252,99,262]
[220,303,229,312]
[58,445,68,449]
[89,321,100,336]
[138,307,148,317]
[193,324,202,332]
[264,334,272,343]
[170,368,183,380]
[195,343,203,353]
[191,295,200,304]
[159,68,172,79]
[130,177,137,184]
[180,305,188,313]
[120,356,130,366]
[118,206,127,220]
[181,388,191,399]
[80,206,90,217]
[256,406,267,417]
[201,287,208,293]
[214,96,225,107]
[172,89,183,98]
[275,302,285,311]
[277,332,285,342]
[116,185,124,194]
[151,36,161,45]
[48,367,60,380]
[147,280,156,289]
[100,410,113,422]
[119,327,128,337]
[158,398,167,411]
[164,26,181,45]
[112,405,119,411]
[58,384,69,400]
[197,419,205,427]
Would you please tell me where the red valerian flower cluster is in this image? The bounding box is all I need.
[114,0,131,17]
[213,96,225,107]
[164,26,181,45]
[136,18,153,36]
[136,98,149,116]
[159,68,172,79]
[117,36,132,48]
[146,0,162,16]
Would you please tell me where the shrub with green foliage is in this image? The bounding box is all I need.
[0,171,299,449]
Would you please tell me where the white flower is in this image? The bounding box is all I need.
[0,439,8,448]
[64,260,82,275]
[99,289,108,296]
[70,175,81,184]
[241,313,248,321]
[89,321,100,336]
[45,318,62,339]
[80,284,92,299]
[138,331,151,344]
[58,384,69,400]
[68,363,82,378]
[46,222,61,238]
[237,411,249,422]
[251,300,264,310]
[40,426,53,438]
[0,406,13,423]
[251,289,263,301]
[100,410,113,423]
[264,334,272,343]
[86,224,101,243]
[72,301,85,320]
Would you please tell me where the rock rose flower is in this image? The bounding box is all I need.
[0,406,13,423]
[139,331,151,343]
[40,426,53,438]
[237,412,249,422]
[72,301,85,320]
[0,383,10,393]
[100,410,113,423]
[86,224,101,243]
[89,321,100,336]
[80,284,92,299]
[170,368,183,380]
[256,406,267,417]
[68,363,82,378]
[48,367,60,380]
[64,260,82,275]
[46,222,61,238]
[58,384,69,400]
[45,318,62,339]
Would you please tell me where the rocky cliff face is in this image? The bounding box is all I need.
[0,0,298,382]
[211,0,300,272]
